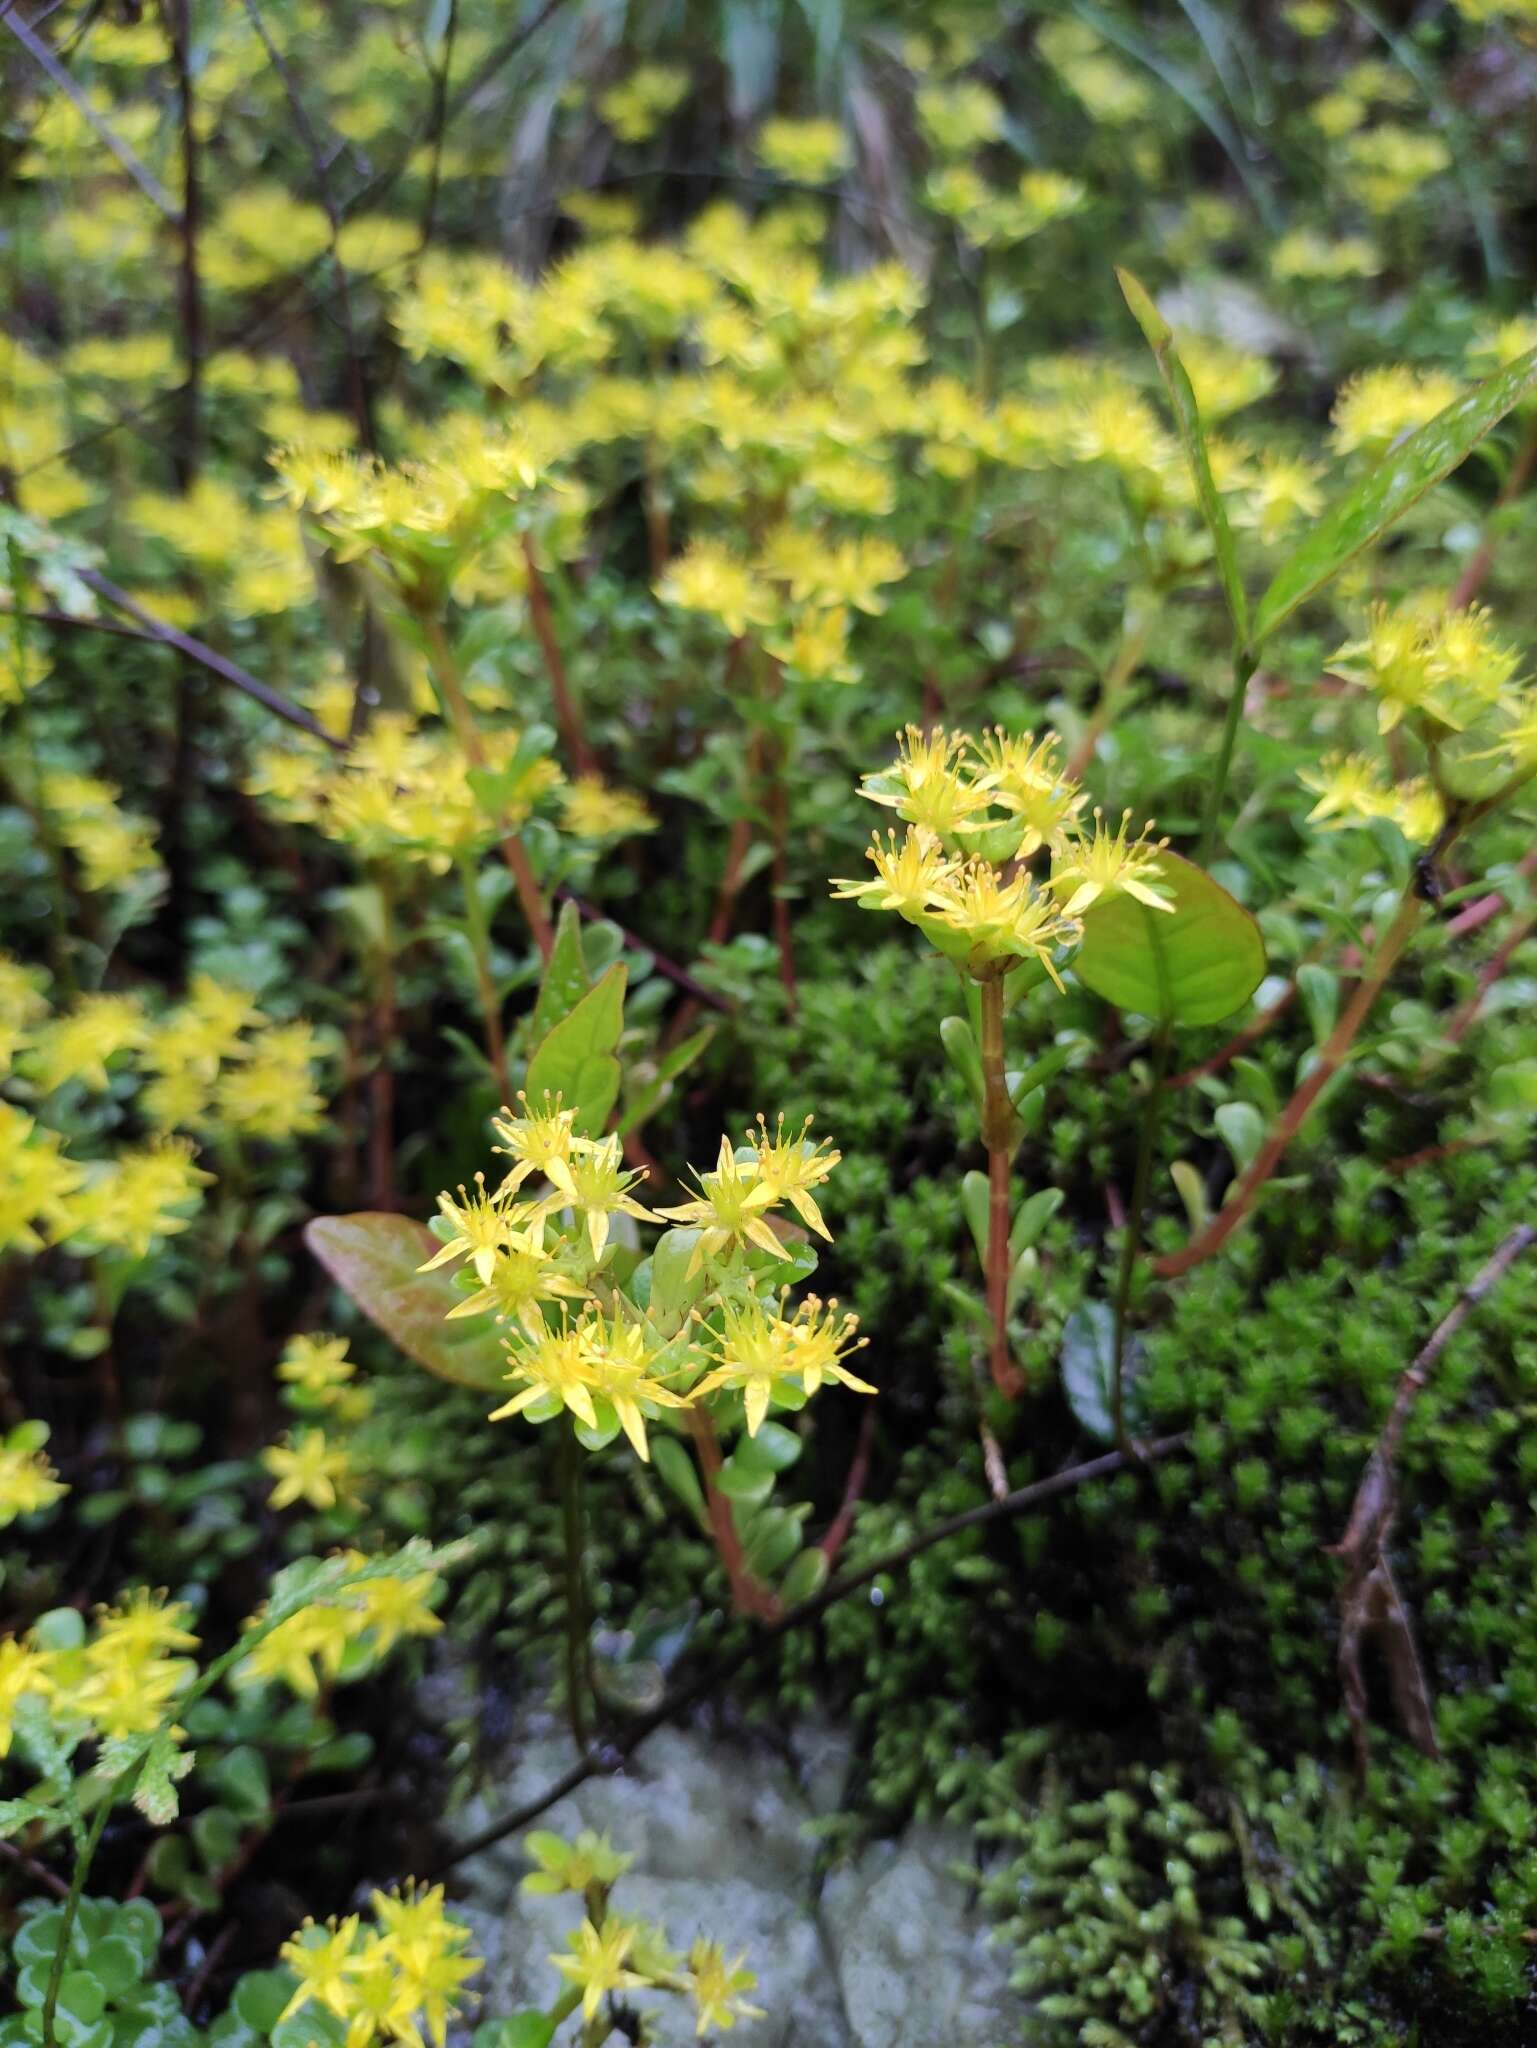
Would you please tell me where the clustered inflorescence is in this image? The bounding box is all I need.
[833,724,1172,983]
[425,1100,873,1452]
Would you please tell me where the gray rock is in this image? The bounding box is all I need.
[821,1822,1021,2048]
[446,1705,1029,2047]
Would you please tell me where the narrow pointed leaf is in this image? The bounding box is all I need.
[1253,344,1537,644]
[527,899,591,1045]
[1117,267,1248,645]
[525,961,626,1136]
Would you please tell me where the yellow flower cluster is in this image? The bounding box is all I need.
[263,1429,360,1513]
[1299,755,1445,842]
[202,184,332,291]
[279,1331,364,1406]
[833,726,1172,983]
[0,1102,81,1255]
[273,432,549,607]
[250,713,564,870]
[278,1884,481,2048]
[237,1554,443,1699]
[0,1589,198,1758]
[1329,602,1524,736]
[1270,229,1382,283]
[1344,126,1451,215]
[128,477,313,619]
[523,1826,763,2034]
[0,1422,67,1528]
[11,970,328,1141]
[426,1099,871,1450]
[36,770,163,896]
[0,1095,211,1263]
[1331,365,1461,458]
[63,1139,214,1261]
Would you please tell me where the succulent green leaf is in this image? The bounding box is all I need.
[939,1015,984,1105]
[1073,853,1265,1027]
[650,1434,707,1525]
[960,1169,990,1265]
[1214,1100,1266,1174]
[1060,1302,1144,1445]
[780,1546,830,1606]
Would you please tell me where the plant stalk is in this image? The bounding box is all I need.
[559,1416,592,1753]
[367,867,397,1211]
[455,854,510,1098]
[687,1406,782,1621]
[1110,1024,1171,1451]
[418,609,554,958]
[1158,883,1425,1277]
[979,975,1024,1398]
[42,1756,146,2048]
[1199,643,1257,862]
[520,537,595,775]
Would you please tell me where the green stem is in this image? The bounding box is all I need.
[560,1416,592,1752]
[367,865,398,1211]
[455,855,510,1099]
[417,607,553,958]
[1110,1024,1172,1453]
[42,1755,144,2048]
[1199,643,1257,863]
[978,975,1022,1398]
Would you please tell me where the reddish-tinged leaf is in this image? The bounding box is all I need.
[304,1212,508,1393]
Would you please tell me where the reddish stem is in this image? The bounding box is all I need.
[1157,887,1425,1279]
[521,537,595,776]
[1449,418,1537,610]
[767,755,798,1017]
[688,1408,782,1622]
[819,1404,877,1566]
[1443,906,1537,1049]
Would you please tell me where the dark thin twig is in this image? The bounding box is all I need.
[74,571,345,748]
[1330,1225,1537,1776]
[427,1433,1187,1875]
[2,7,180,219]
[180,1923,236,2019]
[13,607,159,643]
[158,0,204,968]
[441,0,568,127]
[236,0,377,451]
[0,1836,70,1898]
[417,0,460,253]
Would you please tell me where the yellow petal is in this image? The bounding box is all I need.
[615,1399,649,1461]
[787,1188,830,1239]
[1124,880,1174,912]
[745,1217,784,1258]
[564,1381,599,1430]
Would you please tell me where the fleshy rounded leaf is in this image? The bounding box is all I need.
[1073,853,1264,1028]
